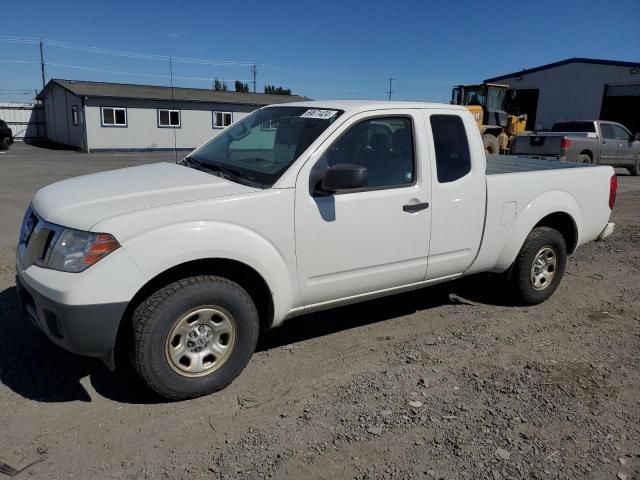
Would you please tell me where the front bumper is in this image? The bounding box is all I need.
[16,272,127,361]
[596,222,615,241]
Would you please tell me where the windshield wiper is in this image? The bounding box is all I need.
[183,156,242,183]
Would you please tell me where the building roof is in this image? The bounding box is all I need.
[37,79,307,105]
[484,57,640,83]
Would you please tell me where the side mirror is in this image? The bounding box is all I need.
[319,164,367,193]
[635,132,640,141]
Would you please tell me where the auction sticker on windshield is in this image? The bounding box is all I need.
[300,109,339,120]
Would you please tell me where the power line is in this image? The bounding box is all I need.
[45,62,251,83]
[0,35,256,67]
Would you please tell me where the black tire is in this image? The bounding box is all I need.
[629,155,640,176]
[131,275,259,400]
[0,137,10,150]
[482,134,500,155]
[577,153,592,164]
[508,227,567,306]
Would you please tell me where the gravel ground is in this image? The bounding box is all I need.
[0,145,638,479]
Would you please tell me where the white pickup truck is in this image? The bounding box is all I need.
[16,101,616,399]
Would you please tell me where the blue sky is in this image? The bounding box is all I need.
[1,0,639,103]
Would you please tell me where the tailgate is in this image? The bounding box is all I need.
[511,134,564,156]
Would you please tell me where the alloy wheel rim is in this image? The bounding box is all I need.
[165,306,237,377]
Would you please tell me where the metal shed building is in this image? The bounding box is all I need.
[484,58,640,133]
[36,79,306,152]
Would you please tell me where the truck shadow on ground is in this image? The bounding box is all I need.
[0,274,511,404]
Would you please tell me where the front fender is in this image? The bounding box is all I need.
[495,190,582,271]
[121,221,297,323]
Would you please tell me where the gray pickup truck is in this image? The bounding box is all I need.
[511,120,640,175]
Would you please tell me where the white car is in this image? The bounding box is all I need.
[16,101,616,399]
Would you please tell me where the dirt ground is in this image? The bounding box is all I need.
[0,145,639,479]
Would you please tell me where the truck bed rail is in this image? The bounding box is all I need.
[486,155,594,175]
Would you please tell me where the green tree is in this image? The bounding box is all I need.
[214,78,228,91]
[264,84,292,95]
[235,80,249,92]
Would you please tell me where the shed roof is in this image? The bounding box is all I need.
[484,57,640,83]
[37,79,308,105]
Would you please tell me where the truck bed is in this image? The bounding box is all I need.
[486,155,593,175]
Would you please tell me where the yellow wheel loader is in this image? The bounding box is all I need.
[451,83,528,154]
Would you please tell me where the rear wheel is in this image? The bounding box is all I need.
[131,275,259,400]
[508,227,567,305]
[0,137,10,150]
[482,134,500,155]
[577,153,592,164]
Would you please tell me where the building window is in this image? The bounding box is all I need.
[158,109,181,128]
[71,106,79,126]
[213,111,233,129]
[261,118,278,131]
[101,107,127,127]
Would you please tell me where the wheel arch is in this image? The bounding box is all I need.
[579,150,593,160]
[492,190,583,272]
[114,258,275,369]
[533,211,578,254]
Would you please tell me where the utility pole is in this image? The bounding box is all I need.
[39,39,46,88]
[387,77,395,101]
[250,63,258,93]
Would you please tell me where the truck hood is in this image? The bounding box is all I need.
[32,162,259,231]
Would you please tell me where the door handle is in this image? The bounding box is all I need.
[403,202,429,213]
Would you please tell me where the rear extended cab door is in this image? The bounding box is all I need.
[422,109,487,279]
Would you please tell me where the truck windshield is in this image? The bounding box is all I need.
[486,86,506,112]
[551,122,595,132]
[185,106,343,188]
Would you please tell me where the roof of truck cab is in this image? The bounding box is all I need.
[268,100,467,113]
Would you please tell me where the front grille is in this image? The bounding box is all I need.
[17,207,62,269]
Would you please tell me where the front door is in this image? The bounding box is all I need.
[294,111,431,307]
[612,124,636,167]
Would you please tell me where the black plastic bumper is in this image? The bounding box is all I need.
[15,274,127,361]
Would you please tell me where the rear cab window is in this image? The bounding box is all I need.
[430,115,471,183]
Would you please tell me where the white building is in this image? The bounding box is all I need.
[36,79,306,152]
[484,58,640,133]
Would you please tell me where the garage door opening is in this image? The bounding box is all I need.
[600,83,640,135]
[510,89,539,130]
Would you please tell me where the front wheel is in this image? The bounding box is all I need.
[0,137,10,150]
[482,134,500,155]
[508,227,567,305]
[131,275,259,400]
[629,155,640,176]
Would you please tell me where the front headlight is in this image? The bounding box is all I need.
[47,229,120,273]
